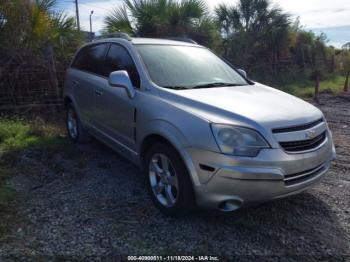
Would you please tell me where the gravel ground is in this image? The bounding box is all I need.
[0,94,349,260]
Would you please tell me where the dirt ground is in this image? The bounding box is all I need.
[0,94,349,261]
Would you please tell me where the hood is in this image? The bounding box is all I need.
[162,83,323,129]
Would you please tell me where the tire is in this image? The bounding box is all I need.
[66,103,91,143]
[144,142,195,216]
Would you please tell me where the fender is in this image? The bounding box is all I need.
[64,95,81,119]
[138,119,201,186]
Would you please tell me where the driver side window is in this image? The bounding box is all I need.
[104,44,140,88]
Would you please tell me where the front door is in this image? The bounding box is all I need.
[94,44,141,151]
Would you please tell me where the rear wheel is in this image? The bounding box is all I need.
[66,104,91,143]
[144,143,195,216]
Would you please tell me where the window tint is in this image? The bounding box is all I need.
[104,44,140,88]
[72,44,108,76]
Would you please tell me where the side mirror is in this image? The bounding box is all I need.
[237,69,247,79]
[108,70,136,99]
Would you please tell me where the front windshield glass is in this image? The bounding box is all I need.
[136,44,248,89]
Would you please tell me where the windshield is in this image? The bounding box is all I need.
[136,44,249,89]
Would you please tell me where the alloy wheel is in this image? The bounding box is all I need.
[148,153,179,207]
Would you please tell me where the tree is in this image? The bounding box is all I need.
[0,0,30,52]
[342,43,350,93]
[214,0,290,76]
[103,0,218,47]
[309,34,328,103]
[0,0,82,60]
[0,0,83,96]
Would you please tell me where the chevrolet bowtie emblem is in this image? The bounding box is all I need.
[306,130,317,139]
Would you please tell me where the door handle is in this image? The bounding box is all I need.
[95,89,103,96]
[72,80,79,86]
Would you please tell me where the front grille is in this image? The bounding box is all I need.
[279,131,327,152]
[272,118,323,134]
[284,164,326,186]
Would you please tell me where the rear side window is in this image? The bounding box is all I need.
[104,44,140,88]
[72,44,108,76]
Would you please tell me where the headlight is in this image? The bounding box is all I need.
[323,117,333,137]
[211,124,270,157]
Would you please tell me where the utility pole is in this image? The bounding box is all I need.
[90,10,94,33]
[75,0,80,31]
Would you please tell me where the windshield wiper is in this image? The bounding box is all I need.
[191,82,244,89]
[163,82,245,90]
[162,86,188,90]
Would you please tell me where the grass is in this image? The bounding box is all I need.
[254,70,346,98]
[0,117,67,207]
[279,75,346,98]
[0,118,70,162]
[0,120,39,156]
[0,186,16,206]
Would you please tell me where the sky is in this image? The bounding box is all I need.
[56,0,350,48]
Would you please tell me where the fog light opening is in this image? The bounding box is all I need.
[199,164,216,172]
[218,199,243,212]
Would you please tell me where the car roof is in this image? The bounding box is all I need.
[92,37,201,47]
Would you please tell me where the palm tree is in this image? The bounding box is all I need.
[104,0,213,43]
[0,0,83,97]
[214,0,290,73]
[0,0,81,54]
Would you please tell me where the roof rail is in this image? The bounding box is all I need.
[166,37,197,44]
[94,32,132,41]
[93,33,197,44]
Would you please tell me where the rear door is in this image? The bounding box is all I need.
[70,43,109,125]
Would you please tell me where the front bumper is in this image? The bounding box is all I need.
[182,136,336,210]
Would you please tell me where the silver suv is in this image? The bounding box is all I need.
[64,35,336,216]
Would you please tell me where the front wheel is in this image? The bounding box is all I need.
[144,143,195,216]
